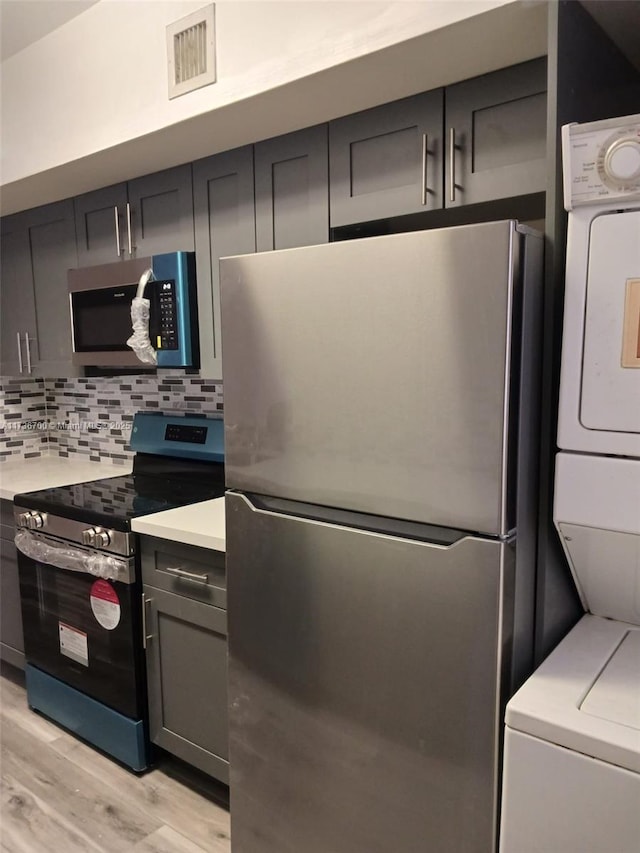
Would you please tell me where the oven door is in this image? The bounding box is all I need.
[15,530,145,720]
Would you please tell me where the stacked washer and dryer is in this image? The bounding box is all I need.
[500,114,640,852]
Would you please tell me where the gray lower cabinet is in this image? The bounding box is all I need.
[74,164,195,266]
[141,537,228,782]
[193,146,256,380]
[255,125,329,251]
[445,58,547,207]
[0,500,24,669]
[329,90,444,227]
[0,199,79,376]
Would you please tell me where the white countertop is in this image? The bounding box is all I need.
[131,498,226,552]
[0,455,132,501]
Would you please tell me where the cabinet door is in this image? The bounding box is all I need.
[74,183,128,265]
[0,529,25,669]
[329,91,444,227]
[127,164,195,256]
[29,200,79,375]
[1,200,78,376]
[255,125,329,251]
[445,58,547,208]
[0,217,37,375]
[193,146,256,379]
[144,585,229,782]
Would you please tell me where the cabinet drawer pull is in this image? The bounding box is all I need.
[165,566,209,584]
[114,206,122,257]
[142,593,153,648]
[449,127,457,203]
[17,332,23,374]
[421,133,428,206]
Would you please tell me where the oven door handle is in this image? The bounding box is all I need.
[15,530,128,582]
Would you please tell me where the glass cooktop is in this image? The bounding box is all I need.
[14,466,226,532]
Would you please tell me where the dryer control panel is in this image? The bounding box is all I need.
[562,114,640,209]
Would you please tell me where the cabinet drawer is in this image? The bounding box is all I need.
[140,536,226,608]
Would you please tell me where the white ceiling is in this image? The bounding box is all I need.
[0,0,99,61]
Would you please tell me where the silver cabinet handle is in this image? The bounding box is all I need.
[126,202,133,256]
[421,133,428,206]
[165,566,209,584]
[449,127,457,203]
[25,332,32,374]
[114,206,121,256]
[142,593,152,649]
[17,332,23,373]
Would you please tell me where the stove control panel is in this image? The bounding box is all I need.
[562,114,640,209]
[17,511,47,530]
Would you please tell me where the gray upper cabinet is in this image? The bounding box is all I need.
[74,164,195,266]
[445,58,547,208]
[255,125,329,251]
[329,90,444,227]
[1,200,78,376]
[193,146,256,380]
[73,183,128,266]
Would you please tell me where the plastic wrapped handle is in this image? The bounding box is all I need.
[15,530,125,581]
[126,268,157,364]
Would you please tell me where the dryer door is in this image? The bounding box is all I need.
[580,208,640,433]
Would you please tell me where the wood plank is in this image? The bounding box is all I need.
[130,825,209,853]
[1,771,106,853]
[51,736,231,853]
[0,668,67,745]
[1,716,162,852]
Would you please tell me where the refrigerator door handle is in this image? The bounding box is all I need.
[231,491,469,548]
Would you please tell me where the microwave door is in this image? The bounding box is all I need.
[71,283,137,355]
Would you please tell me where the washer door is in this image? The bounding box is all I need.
[580,208,640,433]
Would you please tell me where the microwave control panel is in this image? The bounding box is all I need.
[153,280,179,350]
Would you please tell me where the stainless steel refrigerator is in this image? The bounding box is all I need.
[220,221,543,853]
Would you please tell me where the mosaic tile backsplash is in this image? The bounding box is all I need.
[0,374,223,464]
[0,378,49,462]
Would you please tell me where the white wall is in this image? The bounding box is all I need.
[1,0,547,213]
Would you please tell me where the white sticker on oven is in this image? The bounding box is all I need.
[90,580,121,630]
[59,622,89,667]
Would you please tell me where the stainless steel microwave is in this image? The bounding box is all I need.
[68,252,199,368]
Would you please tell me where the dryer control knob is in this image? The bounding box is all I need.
[602,137,640,186]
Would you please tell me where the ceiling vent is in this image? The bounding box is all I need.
[167,4,216,99]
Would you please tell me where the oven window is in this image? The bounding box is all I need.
[18,553,144,720]
[72,284,138,351]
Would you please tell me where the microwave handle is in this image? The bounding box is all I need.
[17,332,23,373]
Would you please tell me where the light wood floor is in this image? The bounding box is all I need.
[0,663,231,853]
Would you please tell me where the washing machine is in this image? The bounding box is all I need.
[500,114,640,853]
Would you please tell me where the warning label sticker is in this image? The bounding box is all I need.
[90,580,121,630]
[59,622,88,667]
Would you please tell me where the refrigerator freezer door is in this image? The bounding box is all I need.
[221,221,526,536]
[226,492,514,853]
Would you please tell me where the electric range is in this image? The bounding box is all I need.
[13,412,225,772]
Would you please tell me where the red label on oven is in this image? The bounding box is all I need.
[90,580,121,630]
